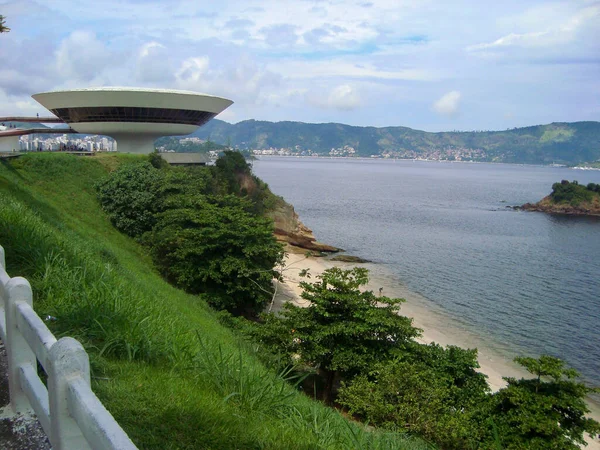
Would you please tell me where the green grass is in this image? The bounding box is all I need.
[0,153,430,449]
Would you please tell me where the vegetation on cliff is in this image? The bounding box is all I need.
[244,267,600,450]
[95,153,284,315]
[521,180,600,215]
[255,267,420,404]
[0,153,428,449]
[2,153,598,449]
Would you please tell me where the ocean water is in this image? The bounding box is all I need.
[253,157,600,389]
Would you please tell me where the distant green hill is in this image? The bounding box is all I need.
[191,120,600,165]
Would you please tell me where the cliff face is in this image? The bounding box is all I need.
[235,170,340,253]
[266,203,340,253]
[520,196,600,216]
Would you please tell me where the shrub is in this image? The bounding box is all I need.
[148,194,284,315]
[338,360,482,449]
[148,151,169,169]
[253,267,421,403]
[213,150,251,194]
[484,356,600,450]
[550,180,594,206]
[95,162,164,237]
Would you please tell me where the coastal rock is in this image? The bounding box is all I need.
[235,170,341,252]
[519,196,600,216]
[267,203,341,253]
[329,255,371,263]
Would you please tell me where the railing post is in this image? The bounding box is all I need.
[0,244,5,269]
[4,276,36,415]
[47,337,92,450]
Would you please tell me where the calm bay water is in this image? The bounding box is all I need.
[253,157,600,388]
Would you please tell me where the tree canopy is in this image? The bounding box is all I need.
[551,180,598,206]
[96,152,284,315]
[485,355,600,450]
[149,194,283,314]
[254,267,421,402]
[0,15,10,33]
[340,353,599,450]
[95,161,164,237]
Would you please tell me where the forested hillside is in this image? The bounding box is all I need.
[192,119,600,165]
[10,119,600,165]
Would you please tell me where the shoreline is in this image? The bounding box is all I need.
[257,154,600,170]
[274,248,600,448]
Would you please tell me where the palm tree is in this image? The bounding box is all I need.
[0,15,10,33]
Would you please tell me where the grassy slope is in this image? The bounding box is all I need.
[0,153,428,450]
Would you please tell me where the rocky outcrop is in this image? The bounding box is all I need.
[267,203,341,253]
[519,196,600,216]
[330,255,371,263]
[234,170,340,253]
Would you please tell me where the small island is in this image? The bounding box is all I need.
[520,180,600,216]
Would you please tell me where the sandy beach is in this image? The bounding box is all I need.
[273,248,600,449]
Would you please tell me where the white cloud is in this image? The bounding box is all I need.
[2,0,599,130]
[175,57,211,90]
[327,84,361,110]
[260,24,298,47]
[139,41,164,59]
[55,31,112,82]
[467,3,599,53]
[271,60,437,81]
[136,42,175,84]
[308,84,361,111]
[0,88,41,116]
[467,31,549,51]
[173,55,282,107]
[432,91,461,117]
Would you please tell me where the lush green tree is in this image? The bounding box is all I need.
[401,342,490,409]
[254,267,421,403]
[551,180,595,206]
[213,150,251,194]
[484,355,600,450]
[148,151,169,169]
[95,162,164,237]
[338,343,490,449]
[212,150,284,215]
[586,182,600,193]
[338,359,484,449]
[0,15,9,33]
[149,194,284,315]
[157,167,215,207]
[339,353,599,450]
[96,160,285,315]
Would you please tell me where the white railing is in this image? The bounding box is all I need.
[0,244,137,450]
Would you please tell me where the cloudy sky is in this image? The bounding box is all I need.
[0,0,598,131]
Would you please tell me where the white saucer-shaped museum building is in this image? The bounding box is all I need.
[32,87,233,153]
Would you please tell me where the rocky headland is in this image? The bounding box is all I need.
[330,255,371,263]
[266,202,341,253]
[519,196,600,216]
[516,180,600,216]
